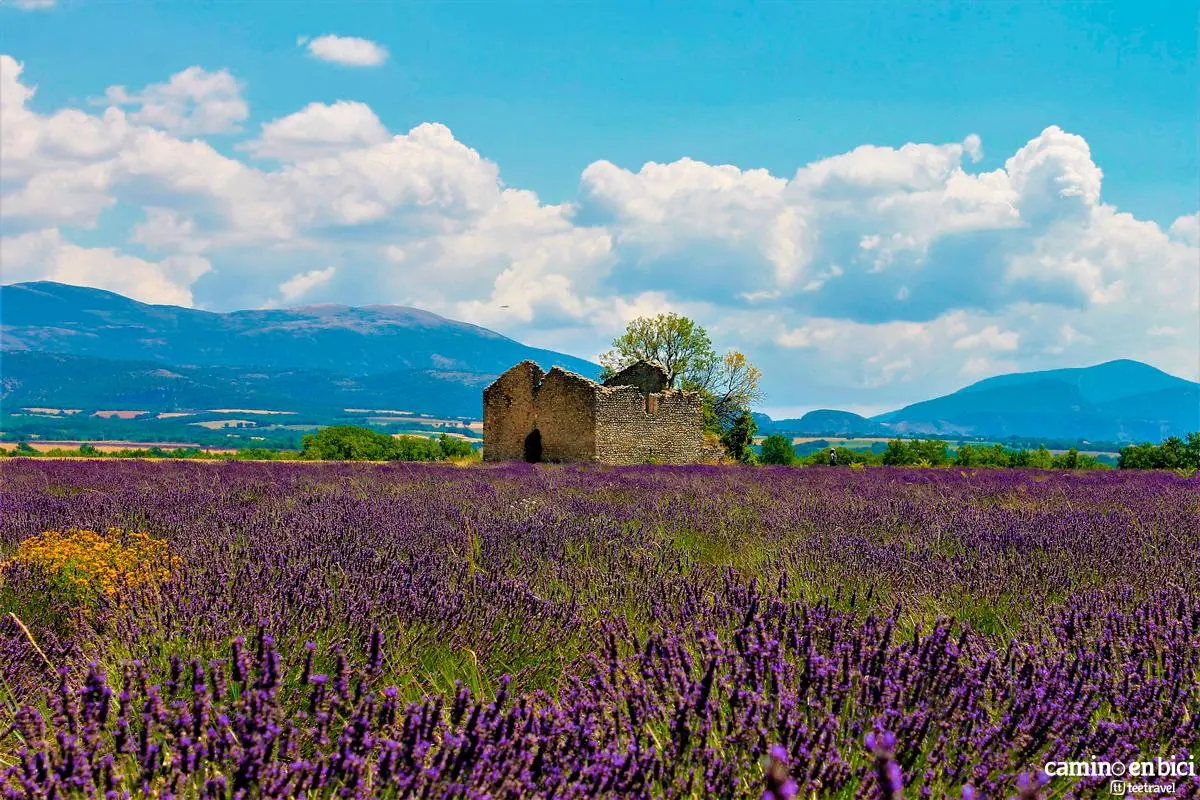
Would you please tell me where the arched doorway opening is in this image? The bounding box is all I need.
[523,429,543,463]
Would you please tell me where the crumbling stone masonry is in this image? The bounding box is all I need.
[482,360,720,464]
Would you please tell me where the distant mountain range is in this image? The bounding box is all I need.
[1,281,598,419]
[2,282,1196,442]
[759,360,1199,442]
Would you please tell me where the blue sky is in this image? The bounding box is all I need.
[2,0,1198,415]
[9,1,1196,220]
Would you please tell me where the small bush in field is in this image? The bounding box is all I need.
[1,527,176,606]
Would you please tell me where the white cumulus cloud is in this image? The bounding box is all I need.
[241,101,389,162]
[2,228,209,306]
[100,67,248,136]
[301,35,389,67]
[278,266,336,304]
[2,53,1196,410]
[953,326,1020,352]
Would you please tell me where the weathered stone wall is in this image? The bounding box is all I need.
[536,368,599,462]
[700,433,727,464]
[594,386,707,465]
[482,360,543,461]
[603,361,670,395]
[484,359,713,464]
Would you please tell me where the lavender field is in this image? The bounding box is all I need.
[0,460,1197,798]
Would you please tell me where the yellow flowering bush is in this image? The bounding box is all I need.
[1,527,178,606]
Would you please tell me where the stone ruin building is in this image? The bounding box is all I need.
[482,360,719,464]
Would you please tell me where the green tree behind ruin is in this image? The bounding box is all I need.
[599,312,763,434]
[721,409,759,463]
[759,434,796,465]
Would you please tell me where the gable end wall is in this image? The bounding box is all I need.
[482,361,543,461]
[536,369,600,462]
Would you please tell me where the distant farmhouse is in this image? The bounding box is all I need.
[482,360,720,464]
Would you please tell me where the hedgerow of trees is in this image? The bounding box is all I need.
[786,439,1114,470]
[0,428,478,462]
[300,427,476,461]
[1117,433,1200,470]
[5,426,1196,472]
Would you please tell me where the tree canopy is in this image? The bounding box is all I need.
[759,434,795,465]
[721,409,758,464]
[599,312,763,431]
[300,426,476,462]
[1118,434,1200,470]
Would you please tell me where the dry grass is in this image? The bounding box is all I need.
[206,408,296,415]
[6,441,238,454]
[392,431,475,441]
[344,408,415,415]
[788,436,897,445]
